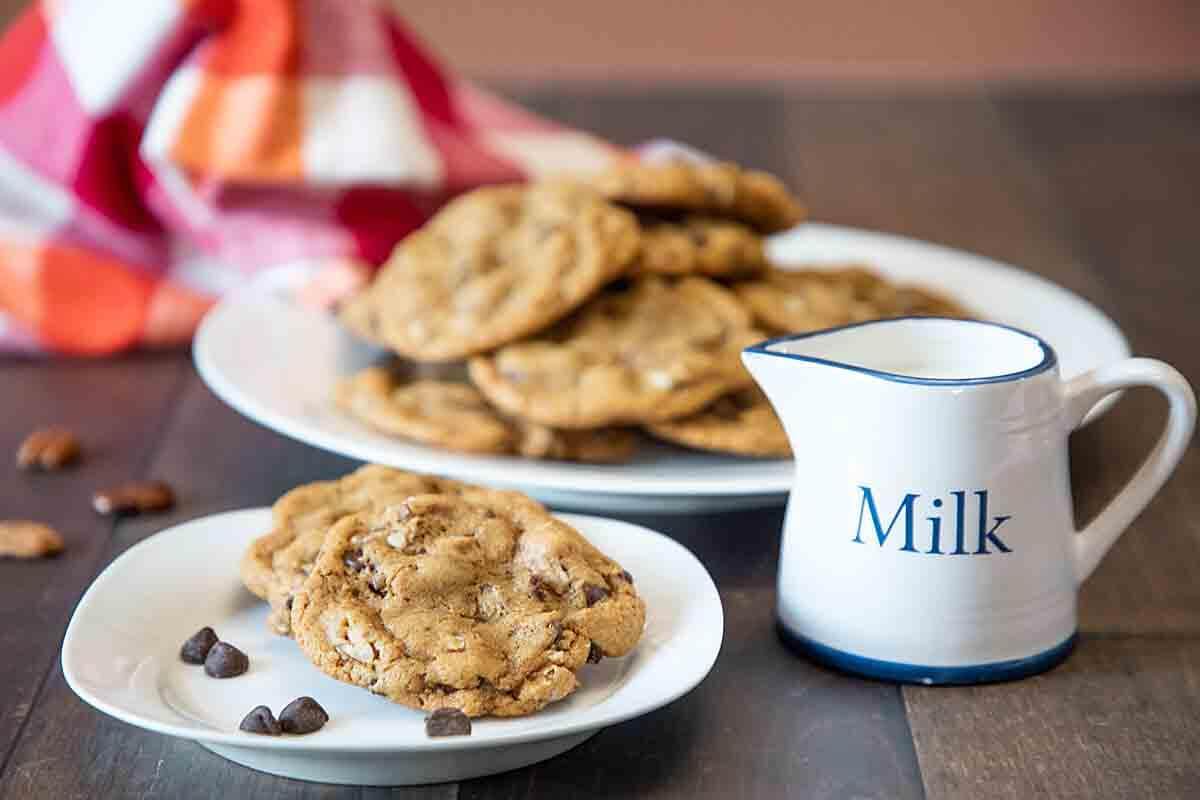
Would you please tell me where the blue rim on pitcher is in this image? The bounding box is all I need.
[743,316,1058,386]
[777,625,1078,685]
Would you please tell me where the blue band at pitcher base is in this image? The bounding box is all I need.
[777,624,1077,685]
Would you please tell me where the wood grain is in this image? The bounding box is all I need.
[455,89,924,799]
[906,637,1200,800]
[1,89,1198,799]
[774,93,1117,308]
[1,373,923,799]
[0,374,369,800]
[0,356,187,772]
[462,511,924,800]
[993,92,1200,635]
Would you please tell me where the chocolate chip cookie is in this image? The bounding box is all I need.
[468,276,763,429]
[590,160,805,234]
[290,491,645,717]
[644,386,790,458]
[734,267,877,334]
[241,466,477,635]
[339,182,639,362]
[632,216,766,278]
[734,265,970,335]
[335,366,639,462]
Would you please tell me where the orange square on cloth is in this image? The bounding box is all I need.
[172,73,305,181]
[201,0,299,76]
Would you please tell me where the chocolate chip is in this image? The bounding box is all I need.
[619,570,633,584]
[180,626,219,664]
[425,708,472,738]
[584,584,609,607]
[279,696,329,735]
[16,426,80,471]
[587,642,604,664]
[204,642,249,678]
[239,706,281,735]
[343,548,366,572]
[92,480,175,516]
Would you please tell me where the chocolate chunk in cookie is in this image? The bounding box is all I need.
[590,160,805,234]
[735,265,970,335]
[290,490,645,718]
[469,276,763,429]
[335,366,639,463]
[339,182,639,362]
[645,386,791,458]
[632,216,766,278]
[240,466,479,636]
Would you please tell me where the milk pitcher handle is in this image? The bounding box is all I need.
[1063,358,1197,583]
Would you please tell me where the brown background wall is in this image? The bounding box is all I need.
[0,1,1198,86]
[399,0,1200,86]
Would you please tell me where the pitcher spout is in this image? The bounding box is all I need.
[742,317,1058,453]
[743,317,1055,388]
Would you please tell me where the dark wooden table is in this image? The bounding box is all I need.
[1,88,1198,799]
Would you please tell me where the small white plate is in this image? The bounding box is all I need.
[62,509,723,786]
[194,223,1130,513]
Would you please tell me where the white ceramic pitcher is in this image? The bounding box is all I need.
[743,317,1195,684]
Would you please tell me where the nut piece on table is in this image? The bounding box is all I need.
[0,521,65,559]
[92,480,176,516]
[16,427,81,471]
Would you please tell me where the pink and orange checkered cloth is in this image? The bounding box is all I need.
[0,0,617,354]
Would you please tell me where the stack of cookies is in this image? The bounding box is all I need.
[240,465,647,718]
[334,160,968,462]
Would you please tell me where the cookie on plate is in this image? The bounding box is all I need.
[734,267,878,334]
[241,465,477,635]
[633,216,766,278]
[868,281,969,320]
[590,160,805,234]
[644,386,790,458]
[290,491,646,717]
[734,265,969,335]
[339,182,639,362]
[335,366,639,463]
[468,276,763,429]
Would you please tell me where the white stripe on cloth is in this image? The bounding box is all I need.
[0,145,75,236]
[49,0,183,113]
[302,76,443,186]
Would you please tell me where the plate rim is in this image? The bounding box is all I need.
[192,289,794,498]
[61,508,724,754]
[193,222,1131,499]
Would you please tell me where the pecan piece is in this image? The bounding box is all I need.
[16,427,80,471]
[92,480,175,515]
[0,521,64,558]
